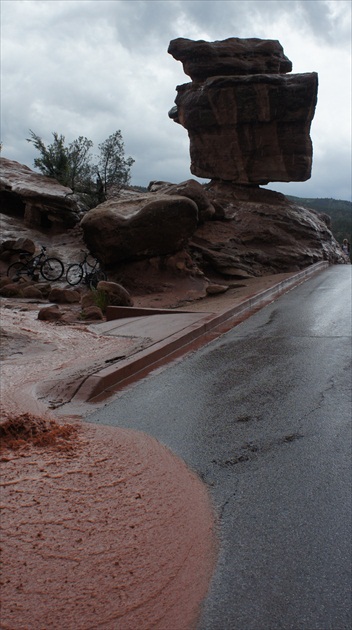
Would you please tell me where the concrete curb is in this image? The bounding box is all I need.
[73,261,329,402]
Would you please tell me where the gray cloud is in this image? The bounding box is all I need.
[1,0,351,200]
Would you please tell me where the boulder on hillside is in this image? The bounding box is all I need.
[0,157,80,231]
[81,194,198,265]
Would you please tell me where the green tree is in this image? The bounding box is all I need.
[27,129,134,208]
[94,131,135,203]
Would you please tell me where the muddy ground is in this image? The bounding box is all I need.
[0,214,297,629]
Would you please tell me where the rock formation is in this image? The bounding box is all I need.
[0,157,80,231]
[0,33,347,298]
[168,37,318,184]
[80,194,198,265]
[192,182,340,275]
[77,181,345,276]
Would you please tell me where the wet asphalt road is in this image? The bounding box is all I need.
[86,265,352,630]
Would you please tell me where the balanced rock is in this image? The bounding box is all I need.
[168,37,318,184]
[81,194,198,265]
[0,158,80,231]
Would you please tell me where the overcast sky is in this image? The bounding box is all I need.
[1,0,351,200]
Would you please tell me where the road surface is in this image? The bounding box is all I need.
[86,265,352,630]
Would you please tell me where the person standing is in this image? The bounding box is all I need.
[342,239,350,256]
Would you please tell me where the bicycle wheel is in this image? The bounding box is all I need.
[66,263,84,286]
[40,258,64,281]
[89,269,107,289]
[7,262,29,280]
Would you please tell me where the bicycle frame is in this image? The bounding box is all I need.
[19,247,46,274]
[66,251,105,288]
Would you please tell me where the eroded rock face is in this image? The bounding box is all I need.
[148,179,215,221]
[190,183,345,276]
[0,158,80,231]
[168,37,293,81]
[168,37,318,184]
[81,194,198,265]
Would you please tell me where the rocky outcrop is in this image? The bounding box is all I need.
[0,158,80,231]
[148,179,215,222]
[190,183,346,276]
[0,238,36,263]
[168,37,318,184]
[79,178,346,275]
[81,194,198,266]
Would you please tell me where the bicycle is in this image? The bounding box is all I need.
[7,246,65,282]
[66,251,107,289]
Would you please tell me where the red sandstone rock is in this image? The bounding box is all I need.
[96,280,134,306]
[168,37,292,81]
[0,157,80,231]
[22,286,44,299]
[190,183,344,275]
[81,305,104,320]
[81,194,198,265]
[0,283,25,298]
[148,179,215,222]
[0,237,36,263]
[168,37,318,185]
[48,287,81,304]
[37,305,63,321]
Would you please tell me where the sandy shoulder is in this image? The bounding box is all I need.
[1,423,217,630]
[0,302,218,629]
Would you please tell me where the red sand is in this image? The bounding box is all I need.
[1,423,217,629]
[0,304,217,630]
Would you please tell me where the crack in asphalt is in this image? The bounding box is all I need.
[212,432,304,471]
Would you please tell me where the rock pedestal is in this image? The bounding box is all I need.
[168,37,318,184]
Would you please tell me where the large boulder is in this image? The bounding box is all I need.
[0,157,80,231]
[168,37,318,184]
[81,194,198,265]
